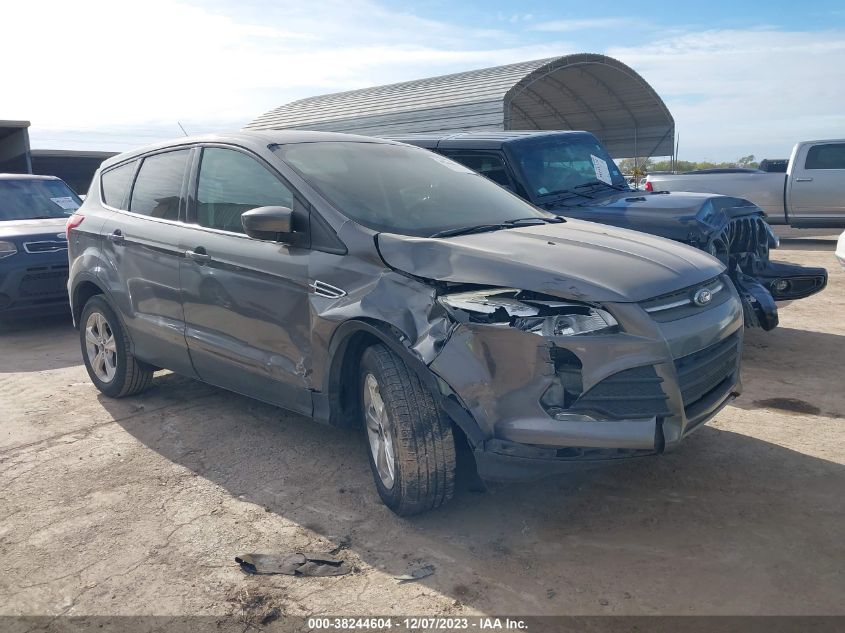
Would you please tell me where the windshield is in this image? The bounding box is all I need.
[510,135,628,200]
[0,179,82,221]
[274,142,549,237]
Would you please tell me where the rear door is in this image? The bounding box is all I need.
[788,142,845,222]
[179,145,312,413]
[97,148,198,376]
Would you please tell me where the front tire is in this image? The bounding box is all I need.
[80,295,153,398]
[359,344,456,516]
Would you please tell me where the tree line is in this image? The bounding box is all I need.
[617,155,759,175]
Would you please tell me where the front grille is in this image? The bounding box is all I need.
[23,240,68,254]
[712,214,770,262]
[640,276,730,322]
[674,332,740,413]
[569,364,670,419]
[19,264,69,298]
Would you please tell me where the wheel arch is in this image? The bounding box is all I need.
[315,318,484,446]
[70,276,107,328]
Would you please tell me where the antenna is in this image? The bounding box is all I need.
[177,121,189,137]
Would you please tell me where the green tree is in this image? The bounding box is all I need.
[736,154,758,168]
[617,157,652,176]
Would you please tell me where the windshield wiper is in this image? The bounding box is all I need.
[429,216,563,239]
[574,180,628,192]
[538,188,593,200]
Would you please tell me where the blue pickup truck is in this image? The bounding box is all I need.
[0,174,81,319]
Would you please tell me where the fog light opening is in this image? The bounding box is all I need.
[542,347,584,417]
[772,279,791,295]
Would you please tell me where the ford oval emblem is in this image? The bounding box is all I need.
[693,288,713,306]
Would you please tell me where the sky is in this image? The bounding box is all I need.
[4,0,844,161]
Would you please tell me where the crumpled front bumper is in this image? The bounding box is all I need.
[731,260,827,330]
[428,285,744,482]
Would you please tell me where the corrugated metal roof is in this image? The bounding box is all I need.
[245,53,675,158]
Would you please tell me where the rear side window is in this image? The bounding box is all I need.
[446,152,514,188]
[805,143,845,170]
[196,147,294,233]
[129,150,191,220]
[101,161,137,209]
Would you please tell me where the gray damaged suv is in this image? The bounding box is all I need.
[68,131,743,515]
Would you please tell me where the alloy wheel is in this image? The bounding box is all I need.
[363,373,396,489]
[84,311,117,382]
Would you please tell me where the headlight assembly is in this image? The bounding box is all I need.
[0,241,18,259]
[438,288,619,336]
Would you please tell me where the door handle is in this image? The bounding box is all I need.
[108,229,125,245]
[185,247,211,264]
[795,177,813,182]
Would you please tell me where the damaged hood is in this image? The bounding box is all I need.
[552,191,764,243]
[377,218,725,303]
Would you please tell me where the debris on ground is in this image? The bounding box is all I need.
[235,552,350,576]
[394,564,435,582]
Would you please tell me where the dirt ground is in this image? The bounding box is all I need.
[1,230,843,619]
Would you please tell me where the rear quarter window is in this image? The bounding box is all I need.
[101,160,138,209]
[805,143,845,170]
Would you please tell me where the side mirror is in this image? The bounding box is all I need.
[241,206,293,241]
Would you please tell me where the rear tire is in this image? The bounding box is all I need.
[359,344,456,516]
[80,295,153,398]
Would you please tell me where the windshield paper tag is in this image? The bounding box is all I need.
[51,196,80,211]
[590,154,613,185]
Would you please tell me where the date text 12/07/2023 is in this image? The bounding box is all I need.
[306,617,529,630]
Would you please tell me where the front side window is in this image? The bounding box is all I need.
[805,143,845,170]
[197,148,294,233]
[101,160,137,209]
[0,178,81,221]
[129,150,190,220]
[274,142,547,237]
[510,135,627,200]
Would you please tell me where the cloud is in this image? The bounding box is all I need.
[5,2,844,160]
[531,18,640,32]
[4,0,568,149]
[607,29,845,159]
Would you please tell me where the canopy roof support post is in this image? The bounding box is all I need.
[634,127,639,173]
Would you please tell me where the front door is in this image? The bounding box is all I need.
[789,142,845,221]
[179,146,312,414]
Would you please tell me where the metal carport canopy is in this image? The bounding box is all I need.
[245,53,675,158]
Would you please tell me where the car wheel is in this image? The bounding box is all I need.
[359,344,456,515]
[80,295,153,398]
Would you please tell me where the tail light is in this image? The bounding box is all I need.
[66,214,84,240]
[644,181,653,192]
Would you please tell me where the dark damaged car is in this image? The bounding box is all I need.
[393,131,828,331]
[67,132,743,515]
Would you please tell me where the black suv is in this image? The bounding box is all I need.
[391,131,827,330]
[68,131,743,514]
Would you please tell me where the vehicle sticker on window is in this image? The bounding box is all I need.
[590,154,613,185]
[51,196,80,211]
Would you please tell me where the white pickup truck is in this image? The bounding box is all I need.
[647,140,845,228]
